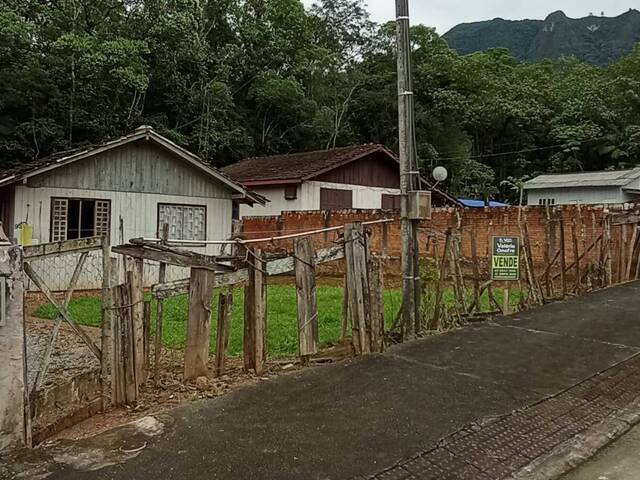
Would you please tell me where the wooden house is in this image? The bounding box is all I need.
[222,144,459,218]
[0,126,263,288]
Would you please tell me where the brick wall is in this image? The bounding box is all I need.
[241,204,640,273]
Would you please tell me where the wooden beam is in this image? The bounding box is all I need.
[127,259,145,386]
[215,290,233,377]
[24,262,101,360]
[184,268,216,381]
[611,214,640,226]
[295,238,318,361]
[112,244,231,271]
[151,246,345,299]
[344,224,371,355]
[154,223,169,385]
[244,249,267,374]
[368,255,385,353]
[23,236,104,259]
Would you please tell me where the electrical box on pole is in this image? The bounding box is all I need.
[407,191,432,220]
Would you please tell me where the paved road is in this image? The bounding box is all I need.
[563,425,640,480]
[7,282,640,480]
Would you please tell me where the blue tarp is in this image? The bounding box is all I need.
[458,198,509,208]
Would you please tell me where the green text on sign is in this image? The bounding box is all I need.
[491,236,520,281]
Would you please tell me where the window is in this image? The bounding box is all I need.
[320,188,352,211]
[382,194,401,210]
[158,204,206,241]
[51,198,111,242]
[284,185,298,200]
[538,198,556,206]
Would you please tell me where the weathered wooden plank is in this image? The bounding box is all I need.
[22,236,104,259]
[143,300,151,377]
[100,237,112,410]
[215,290,233,377]
[24,262,101,360]
[127,259,145,386]
[368,255,385,353]
[113,244,230,271]
[295,238,318,360]
[151,246,345,299]
[344,224,370,355]
[154,223,169,385]
[244,249,267,374]
[626,226,639,281]
[112,282,138,405]
[184,268,216,381]
[611,214,640,226]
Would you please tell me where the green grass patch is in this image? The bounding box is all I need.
[33,284,523,358]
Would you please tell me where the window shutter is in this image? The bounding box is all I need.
[51,199,68,242]
[94,200,111,237]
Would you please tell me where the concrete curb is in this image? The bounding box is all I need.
[510,398,640,480]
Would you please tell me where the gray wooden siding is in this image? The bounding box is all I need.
[27,140,231,199]
[314,152,400,189]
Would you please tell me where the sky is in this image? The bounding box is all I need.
[302,1,638,34]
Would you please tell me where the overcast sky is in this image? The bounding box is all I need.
[303,1,638,34]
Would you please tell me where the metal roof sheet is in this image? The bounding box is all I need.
[524,167,640,190]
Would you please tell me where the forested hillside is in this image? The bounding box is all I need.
[1,1,640,201]
[444,9,640,66]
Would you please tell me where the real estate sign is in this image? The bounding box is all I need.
[491,236,520,281]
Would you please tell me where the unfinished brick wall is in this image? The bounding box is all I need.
[241,204,640,271]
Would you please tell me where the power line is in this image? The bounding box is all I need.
[434,136,610,162]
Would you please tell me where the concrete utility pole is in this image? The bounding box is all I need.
[396,0,421,339]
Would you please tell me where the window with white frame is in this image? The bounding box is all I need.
[158,204,206,241]
[51,198,111,242]
[538,198,556,206]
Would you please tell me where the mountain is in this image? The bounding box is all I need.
[443,9,640,65]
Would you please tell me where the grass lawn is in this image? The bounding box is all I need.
[34,284,524,358]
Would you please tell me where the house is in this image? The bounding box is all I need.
[222,144,459,217]
[0,126,263,288]
[458,198,508,208]
[524,168,640,206]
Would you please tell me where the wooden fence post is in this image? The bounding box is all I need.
[100,235,112,410]
[295,238,319,363]
[112,282,138,406]
[154,223,169,385]
[184,268,216,381]
[344,224,371,355]
[127,258,145,386]
[215,290,233,377]
[244,249,267,374]
[368,255,385,352]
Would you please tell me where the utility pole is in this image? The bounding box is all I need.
[396,0,421,339]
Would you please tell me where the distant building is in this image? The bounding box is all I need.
[524,168,640,206]
[458,198,508,208]
[222,144,460,218]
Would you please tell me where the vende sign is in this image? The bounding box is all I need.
[491,236,520,281]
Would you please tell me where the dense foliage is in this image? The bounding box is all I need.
[1,1,640,201]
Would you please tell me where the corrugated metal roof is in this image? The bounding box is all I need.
[524,168,640,190]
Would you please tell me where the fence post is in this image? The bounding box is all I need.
[127,259,145,386]
[100,235,112,410]
[244,249,267,374]
[215,290,233,377]
[112,282,138,406]
[344,223,371,355]
[368,255,385,353]
[184,268,216,381]
[154,223,169,385]
[0,246,29,451]
[294,237,318,364]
